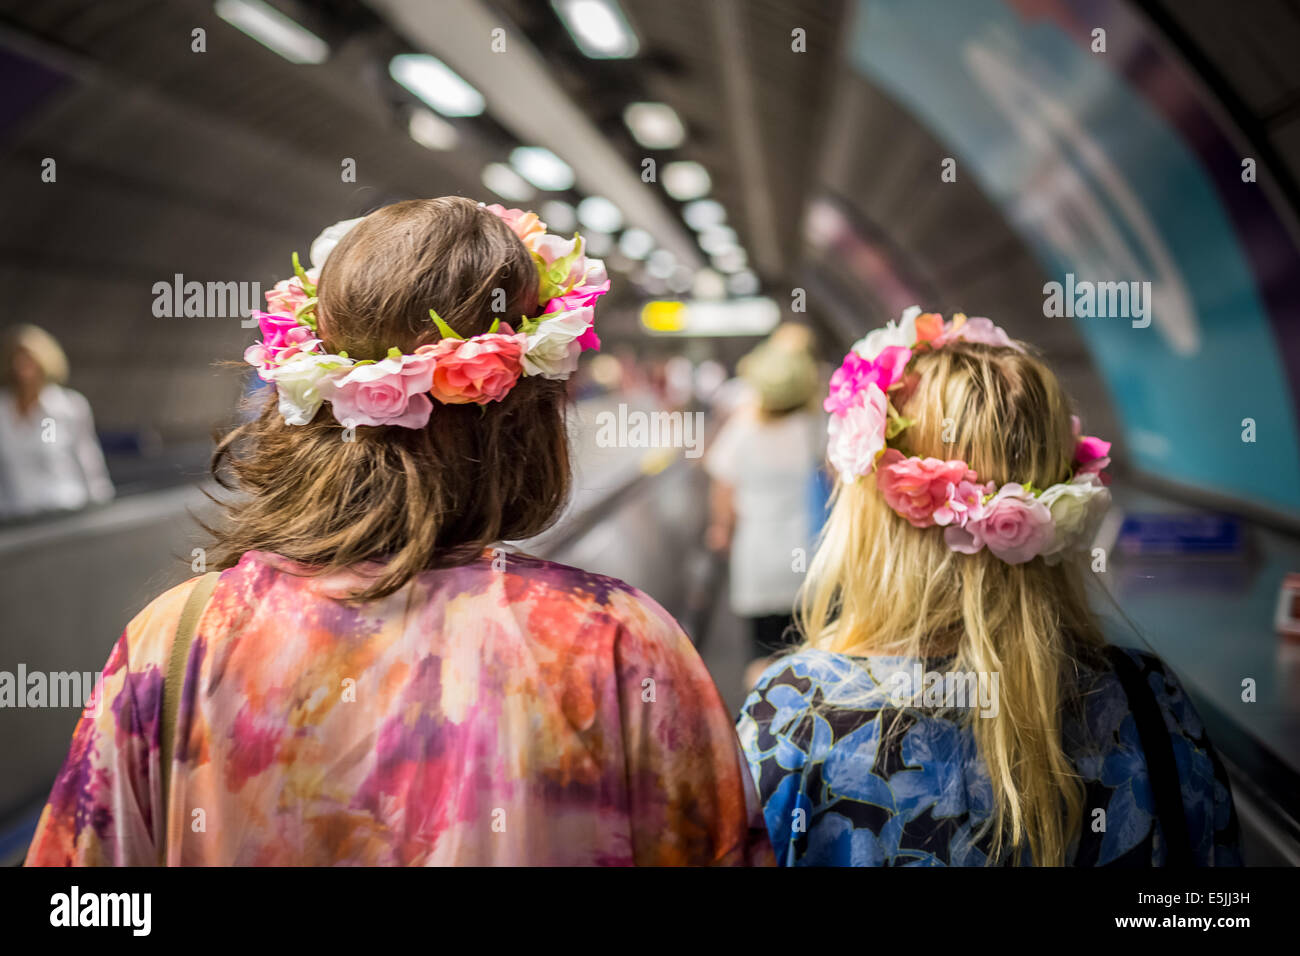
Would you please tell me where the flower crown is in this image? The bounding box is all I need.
[824,307,1112,565]
[243,203,611,429]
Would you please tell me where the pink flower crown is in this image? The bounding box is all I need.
[243,204,611,429]
[825,307,1112,565]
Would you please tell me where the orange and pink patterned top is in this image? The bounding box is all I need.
[25,550,772,866]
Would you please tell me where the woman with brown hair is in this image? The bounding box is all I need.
[25,197,772,866]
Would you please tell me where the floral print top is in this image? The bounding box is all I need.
[26,550,773,866]
[737,647,1241,866]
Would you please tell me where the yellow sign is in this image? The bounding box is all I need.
[640,300,687,332]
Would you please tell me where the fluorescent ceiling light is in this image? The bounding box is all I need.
[540,200,577,233]
[667,266,694,294]
[711,247,748,273]
[482,163,536,201]
[682,199,726,231]
[727,270,760,297]
[509,146,575,192]
[551,0,639,59]
[693,269,727,300]
[618,228,654,260]
[577,196,623,233]
[623,102,685,149]
[647,248,677,279]
[390,53,484,117]
[638,275,670,297]
[407,107,458,151]
[214,0,329,64]
[698,226,738,256]
[662,161,711,201]
[583,231,614,257]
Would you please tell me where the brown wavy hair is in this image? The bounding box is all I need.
[205,197,572,599]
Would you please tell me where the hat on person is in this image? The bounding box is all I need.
[738,341,819,413]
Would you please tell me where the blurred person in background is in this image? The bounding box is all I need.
[706,327,824,687]
[0,323,113,520]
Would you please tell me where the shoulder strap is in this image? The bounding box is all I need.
[1103,645,1194,866]
[159,571,220,861]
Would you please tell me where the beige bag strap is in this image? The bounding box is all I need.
[159,570,220,862]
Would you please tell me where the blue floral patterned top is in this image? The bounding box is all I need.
[736,646,1241,866]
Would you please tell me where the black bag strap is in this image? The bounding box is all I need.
[1104,645,1194,866]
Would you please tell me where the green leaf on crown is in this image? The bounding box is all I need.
[294,297,318,330]
[429,309,464,340]
[292,252,316,297]
[883,399,914,440]
[884,415,914,440]
[533,234,585,303]
[515,313,539,336]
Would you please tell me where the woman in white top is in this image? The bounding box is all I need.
[705,329,824,670]
[0,324,114,520]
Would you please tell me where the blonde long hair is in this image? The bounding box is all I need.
[797,340,1106,865]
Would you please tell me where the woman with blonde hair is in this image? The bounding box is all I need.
[0,323,114,519]
[738,308,1240,866]
[25,197,771,867]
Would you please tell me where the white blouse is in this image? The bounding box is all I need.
[705,406,823,616]
[0,385,114,520]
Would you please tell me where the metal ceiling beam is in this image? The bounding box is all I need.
[367,0,702,269]
[710,0,783,279]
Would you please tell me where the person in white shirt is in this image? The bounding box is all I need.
[0,324,114,520]
[705,329,825,680]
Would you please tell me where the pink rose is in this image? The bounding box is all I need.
[420,333,525,405]
[264,276,312,316]
[1070,414,1111,483]
[484,204,546,250]
[544,278,611,318]
[945,483,1054,564]
[1070,416,1112,482]
[823,346,911,416]
[876,450,973,528]
[826,382,889,482]
[934,478,992,528]
[245,311,320,379]
[938,317,1024,352]
[1074,434,1111,476]
[326,352,435,428]
[1074,435,1110,465]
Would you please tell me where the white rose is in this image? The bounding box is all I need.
[1039,474,1111,563]
[826,382,889,482]
[267,353,353,426]
[852,305,920,360]
[522,308,592,379]
[309,217,366,272]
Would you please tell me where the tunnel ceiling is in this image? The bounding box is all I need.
[0,0,1297,459]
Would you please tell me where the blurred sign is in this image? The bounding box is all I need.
[639,297,780,337]
[1275,574,1300,640]
[1117,513,1243,557]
